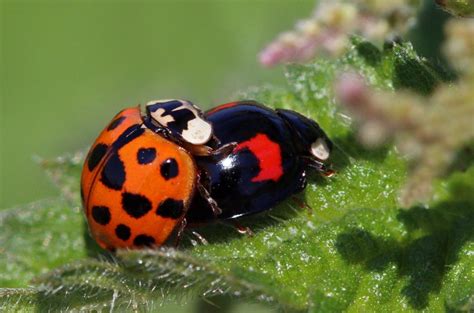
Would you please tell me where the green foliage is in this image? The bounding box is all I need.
[0,200,87,288]
[0,39,472,312]
[436,0,474,17]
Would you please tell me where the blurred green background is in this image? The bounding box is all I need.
[1,0,316,209]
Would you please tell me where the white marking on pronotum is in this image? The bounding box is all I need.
[149,107,175,127]
[180,117,212,144]
[146,99,213,145]
[311,137,330,160]
[171,101,213,145]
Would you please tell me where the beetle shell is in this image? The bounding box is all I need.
[187,101,329,222]
[81,107,196,249]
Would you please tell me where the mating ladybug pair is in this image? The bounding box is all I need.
[81,99,334,250]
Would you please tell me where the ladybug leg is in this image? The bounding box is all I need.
[184,142,237,157]
[197,180,222,216]
[209,141,237,157]
[304,157,336,177]
[190,230,209,246]
[174,217,188,247]
[291,196,313,215]
[212,134,222,145]
[229,221,254,237]
[174,219,208,247]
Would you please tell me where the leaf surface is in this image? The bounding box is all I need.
[1,39,472,312]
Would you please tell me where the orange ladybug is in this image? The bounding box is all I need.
[81,100,231,250]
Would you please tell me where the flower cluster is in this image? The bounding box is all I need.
[336,19,474,207]
[444,17,474,77]
[259,0,419,67]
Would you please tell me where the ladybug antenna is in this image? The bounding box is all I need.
[330,139,356,165]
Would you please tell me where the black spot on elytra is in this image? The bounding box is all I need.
[92,206,111,225]
[100,153,125,190]
[160,158,179,180]
[115,224,131,241]
[137,147,156,165]
[133,234,155,247]
[87,143,108,171]
[156,198,184,219]
[114,124,145,149]
[107,116,126,131]
[122,192,152,218]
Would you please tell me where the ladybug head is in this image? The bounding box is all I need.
[144,99,213,145]
[276,109,333,162]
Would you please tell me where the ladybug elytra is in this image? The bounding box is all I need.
[81,100,333,250]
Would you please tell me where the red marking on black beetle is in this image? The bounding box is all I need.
[206,102,239,114]
[234,134,283,182]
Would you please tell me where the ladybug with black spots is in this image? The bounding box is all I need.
[81,100,232,250]
[81,99,333,250]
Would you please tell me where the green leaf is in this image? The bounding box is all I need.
[1,38,472,312]
[0,199,87,288]
[436,0,474,17]
[37,152,84,203]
